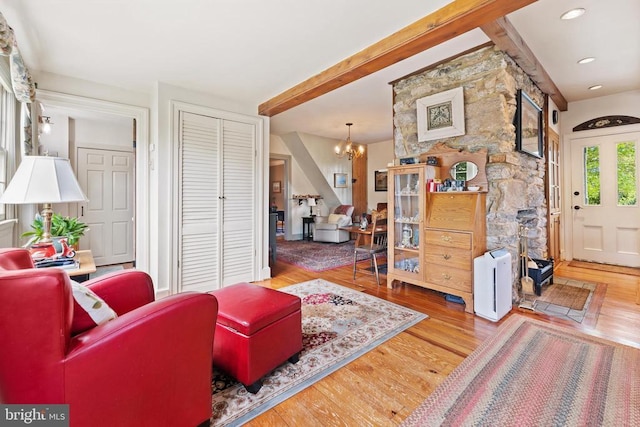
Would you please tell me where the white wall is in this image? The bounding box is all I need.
[35,71,150,108]
[561,90,640,133]
[366,139,394,212]
[298,132,352,214]
[270,134,319,237]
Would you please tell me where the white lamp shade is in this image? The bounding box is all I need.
[0,156,87,204]
[307,198,317,206]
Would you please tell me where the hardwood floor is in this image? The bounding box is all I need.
[246,257,640,426]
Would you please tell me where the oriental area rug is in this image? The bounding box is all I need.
[402,315,640,427]
[276,240,355,271]
[210,279,427,426]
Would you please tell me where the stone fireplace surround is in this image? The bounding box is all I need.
[392,45,547,302]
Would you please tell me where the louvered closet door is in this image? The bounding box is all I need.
[179,111,221,291]
[221,119,256,285]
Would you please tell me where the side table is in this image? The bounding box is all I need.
[69,250,97,282]
[302,216,315,241]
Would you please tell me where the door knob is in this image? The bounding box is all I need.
[574,205,581,210]
[573,191,580,196]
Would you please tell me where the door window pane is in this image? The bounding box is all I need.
[584,146,600,205]
[617,141,637,206]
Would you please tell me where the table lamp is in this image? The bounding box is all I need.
[307,197,316,216]
[0,156,88,245]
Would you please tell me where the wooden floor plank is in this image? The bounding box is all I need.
[248,258,640,426]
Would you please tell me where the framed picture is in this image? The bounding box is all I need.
[334,173,348,188]
[272,181,281,193]
[374,170,388,192]
[416,87,465,142]
[515,89,543,158]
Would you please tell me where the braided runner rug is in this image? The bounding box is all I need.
[402,315,640,427]
[211,279,426,426]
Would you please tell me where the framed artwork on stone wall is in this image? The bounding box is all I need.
[416,87,465,142]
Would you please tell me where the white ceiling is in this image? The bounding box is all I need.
[3,0,639,144]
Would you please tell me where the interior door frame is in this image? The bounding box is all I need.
[562,122,640,262]
[36,90,150,274]
[269,154,292,240]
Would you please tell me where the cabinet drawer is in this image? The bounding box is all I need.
[424,246,471,270]
[424,229,471,250]
[424,263,472,292]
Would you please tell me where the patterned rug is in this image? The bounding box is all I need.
[402,315,640,426]
[210,279,427,426]
[276,239,355,271]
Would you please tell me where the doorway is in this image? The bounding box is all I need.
[570,130,640,267]
[37,90,150,273]
[269,155,291,240]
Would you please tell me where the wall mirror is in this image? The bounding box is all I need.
[450,161,479,181]
[515,89,543,158]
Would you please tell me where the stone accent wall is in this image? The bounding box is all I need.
[392,45,547,301]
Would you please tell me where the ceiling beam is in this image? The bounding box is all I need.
[258,0,538,117]
[481,16,568,111]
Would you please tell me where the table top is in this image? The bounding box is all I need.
[70,250,97,277]
[340,224,387,235]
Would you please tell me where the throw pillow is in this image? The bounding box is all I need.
[70,280,118,335]
[328,213,344,224]
[333,205,351,215]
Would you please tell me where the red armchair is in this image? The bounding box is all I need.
[0,248,218,427]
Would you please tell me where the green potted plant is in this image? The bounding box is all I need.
[22,213,89,248]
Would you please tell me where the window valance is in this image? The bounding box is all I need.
[0,12,36,103]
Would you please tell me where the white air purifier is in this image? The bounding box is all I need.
[474,248,512,322]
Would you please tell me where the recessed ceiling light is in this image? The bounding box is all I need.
[589,85,603,91]
[560,8,586,20]
[578,57,595,64]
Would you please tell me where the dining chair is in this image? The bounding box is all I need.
[353,209,388,285]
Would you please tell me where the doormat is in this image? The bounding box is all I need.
[569,260,640,276]
[210,279,427,426]
[533,276,606,326]
[537,283,590,310]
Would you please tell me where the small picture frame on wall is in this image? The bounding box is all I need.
[334,173,348,188]
[272,181,281,193]
[374,170,388,192]
[416,87,465,142]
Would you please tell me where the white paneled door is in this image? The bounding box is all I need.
[77,147,135,266]
[570,131,640,267]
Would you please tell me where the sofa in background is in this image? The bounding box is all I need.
[313,205,354,243]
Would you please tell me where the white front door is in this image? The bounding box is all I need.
[570,131,640,266]
[77,147,135,266]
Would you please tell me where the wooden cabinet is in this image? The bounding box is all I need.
[387,166,486,314]
[423,192,486,313]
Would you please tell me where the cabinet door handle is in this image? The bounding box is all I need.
[440,235,452,242]
[442,273,452,280]
[443,254,451,260]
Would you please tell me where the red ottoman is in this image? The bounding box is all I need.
[210,283,302,393]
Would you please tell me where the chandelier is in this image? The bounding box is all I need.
[334,123,364,160]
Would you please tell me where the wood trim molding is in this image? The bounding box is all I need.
[258,0,537,117]
[480,16,568,111]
